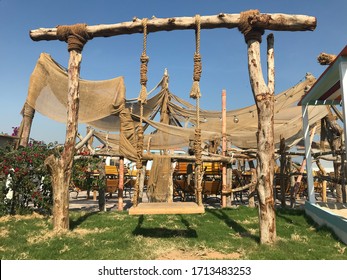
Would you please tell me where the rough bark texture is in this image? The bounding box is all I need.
[246,34,276,244]
[44,50,82,232]
[30,13,316,41]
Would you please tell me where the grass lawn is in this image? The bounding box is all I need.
[0,206,346,260]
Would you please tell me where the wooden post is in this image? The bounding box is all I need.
[138,165,146,203]
[168,162,174,203]
[118,157,124,211]
[221,89,229,207]
[316,159,327,202]
[18,102,35,147]
[323,113,343,202]
[288,156,296,205]
[243,14,276,243]
[43,24,90,232]
[45,49,82,231]
[248,168,257,208]
[279,137,287,207]
[98,160,106,212]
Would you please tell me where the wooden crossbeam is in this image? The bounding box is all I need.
[30,12,316,41]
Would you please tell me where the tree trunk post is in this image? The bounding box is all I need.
[45,50,82,231]
[248,168,257,208]
[98,160,106,212]
[221,89,230,207]
[279,137,287,207]
[44,24,90,232]
[241,10,276,244]
[118,157,124,211]
[323,113,343,202]
[316,159,327,202]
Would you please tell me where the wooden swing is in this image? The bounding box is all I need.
[129,16,205,215]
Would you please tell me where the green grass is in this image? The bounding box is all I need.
[0,206,346,260]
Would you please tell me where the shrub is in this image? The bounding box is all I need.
[0,140,56,216]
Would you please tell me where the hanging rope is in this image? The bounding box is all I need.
[138,18,149,108]
[189,15,202,99]
[134,18,149,206]
[188,15,203,205]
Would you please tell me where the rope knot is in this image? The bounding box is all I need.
[193,53,202,81]
[194,128,202,165]
[22,102,35,118]
[238,10,264,43]
[136,126,144,169]
[56,23,91,52]
[138,18,149,105]
[190,15,202,99]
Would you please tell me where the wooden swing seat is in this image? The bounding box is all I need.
[128,202,205,215]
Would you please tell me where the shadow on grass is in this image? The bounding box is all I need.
[207,209,259,242]
[132,215,198,238]
[69,211,99,230]
[275,208,305,224]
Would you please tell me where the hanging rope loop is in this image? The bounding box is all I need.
[190,14,202,99]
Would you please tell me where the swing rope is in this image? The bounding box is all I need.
[138,18,149,111]
[133,18,149,206]
[190,15,203,206]
[189,15,202,99]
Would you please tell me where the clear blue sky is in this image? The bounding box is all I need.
[0,0,346,144]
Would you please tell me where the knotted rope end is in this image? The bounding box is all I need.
[189,81,201,99]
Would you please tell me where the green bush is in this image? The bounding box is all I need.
[0,141,55,216]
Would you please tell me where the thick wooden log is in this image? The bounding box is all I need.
[44,50,82,232]
[30,13,316,41]
[247,33,276,244]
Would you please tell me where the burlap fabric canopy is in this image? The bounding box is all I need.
[27,54,329,153]
[26,53,125,131]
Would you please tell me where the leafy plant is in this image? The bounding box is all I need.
[71,156,102,192]
[0,140,55,215]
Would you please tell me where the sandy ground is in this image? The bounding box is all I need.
[316,202,347,220]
